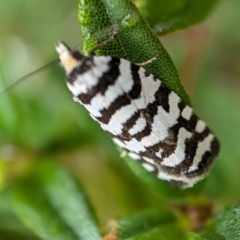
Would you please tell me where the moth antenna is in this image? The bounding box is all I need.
[72,42,82,50]
[0,40,83,98]
[0,60,58,98]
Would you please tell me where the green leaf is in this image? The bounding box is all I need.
[188,232,225,240]
[117,208,176,239]
[12,160,100,240]
[78,0,190,105]
[186,232,202,240]
[77,0,206,199]
[125,223,185,240]
[0,190,40,240]
[212,205,240,240]
[197,205,240,240]
[136,0,220,35]
[199,230,225,240]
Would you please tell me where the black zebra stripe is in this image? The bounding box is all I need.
[67,57,95,84]
[77,57,120,104]
[128,63,142,99]
[95,62,146,124]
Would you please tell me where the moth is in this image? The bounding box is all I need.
[55,41,220,188]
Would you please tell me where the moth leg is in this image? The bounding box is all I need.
[120,150,128,158]
[90,22,119,55]
[135,52,160,67]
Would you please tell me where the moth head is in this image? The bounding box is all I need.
[55,42,83,75]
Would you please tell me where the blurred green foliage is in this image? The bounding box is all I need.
[0,0,240,239]
[136,0,219,35]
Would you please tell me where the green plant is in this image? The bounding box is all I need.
[1,0,240,239]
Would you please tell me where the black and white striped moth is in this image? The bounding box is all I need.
[55,42,220,188]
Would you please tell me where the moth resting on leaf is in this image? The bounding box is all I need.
[55,42,220,188]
